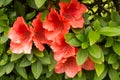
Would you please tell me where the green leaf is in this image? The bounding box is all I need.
[14,1,25,16]
[99,27,120,36]
[76,49,88,65]
[39,50,51,64]
[19,57,31,67]
[113,42,120,56]
[33,48,44,57]
[31,61,42,79]
[88,44,101,59]
[26,54,33,61]
[34,0,46,9]
[15,66,28,79]
[41,10,49,22]
[75,33,86,42]
[89,51,104,64]
[0,44,5,56]
[88,30,100,45]
[48,52,56,71]
[93,20,101,31]
[81,42,89,49]
[26,0,37,9]
[5,62,14,74]
[108,54,118,64]
[105,37,113,47]
[11,54,24,62]
[3,0,12,6]
[112,61,119,70]
[94,69,107,80]
[0,66,5,77]
[108,68,120,80]
[65,33,81,47]
[111,12,120,24]
[25,11,36,20]
[0,54,8,66]
[95,64,105,76]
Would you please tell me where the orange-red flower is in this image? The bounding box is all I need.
[82,57,95,70]
[43,9,70,41]
[50,35,76,61]
[32,13,51,51]
[55,56,82,78]
[59,0,87,28]
[8,17,33,54]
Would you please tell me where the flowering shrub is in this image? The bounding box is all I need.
[0,0,120,80]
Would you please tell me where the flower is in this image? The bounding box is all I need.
[8,17,33,54]
[82,57,95,70]
[43,9,70,41]
[59,0,87,28]
[32,13,51,51]
[55,56,82,78]
[50,35,76,61]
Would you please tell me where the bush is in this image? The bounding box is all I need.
[0,0,120,80]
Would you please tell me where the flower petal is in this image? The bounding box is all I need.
[82,58,95,70]
[32,13,51,51]
[8,17,33,54]
[43,9,70,41]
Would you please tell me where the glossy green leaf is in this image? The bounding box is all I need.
[81,42,89,49]
[15,66,28,79]
[0,54,8,65]
[88,30,100,45]
[108,68,120,80]
[108,54,118,64]
[14,1,25,16]
[26,0,37,9]
[94,69,107,80]
[93,20,101,31]
[25,11,36,20]
[112,61,119,70]
[75,33,86,42]
[3,0,12,6]
[48,52,56,71]
[99,27,120,36]
[113,42,120,56]
[31,61,42,79]
[105,37,113,47]
[19,57,31,67]
[88,44,101,59]
[76,49,88,65]
[33,48,44,57]
[34,0,46,9]
[11,54,24,62]
[5,62,14,74]
[39,50,51,64]
[65,33,81,47]
[0,66,6,77]
[95,64,105,76]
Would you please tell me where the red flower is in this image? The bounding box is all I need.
[55,56,82,78]
[59,0,87,28]
[8,17,33,54]
[82,57,95,70]
[32,13,51,51]
[50,35,76,61]
[43,9,70,41]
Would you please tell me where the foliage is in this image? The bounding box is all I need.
[0,0,120,80]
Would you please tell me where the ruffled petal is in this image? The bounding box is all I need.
[8,17,33,54]
[43,9,70,41]
[32,13,51,51]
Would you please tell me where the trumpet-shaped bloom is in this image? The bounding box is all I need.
[59,0,87,28]
[32,13,51,51]
[55,56,82,78]
[82,58,95,70]
[8,17,33,54]
[50,35,76,61]
[43,9,70,41]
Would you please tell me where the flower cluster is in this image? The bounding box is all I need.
[8,0,95,78]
